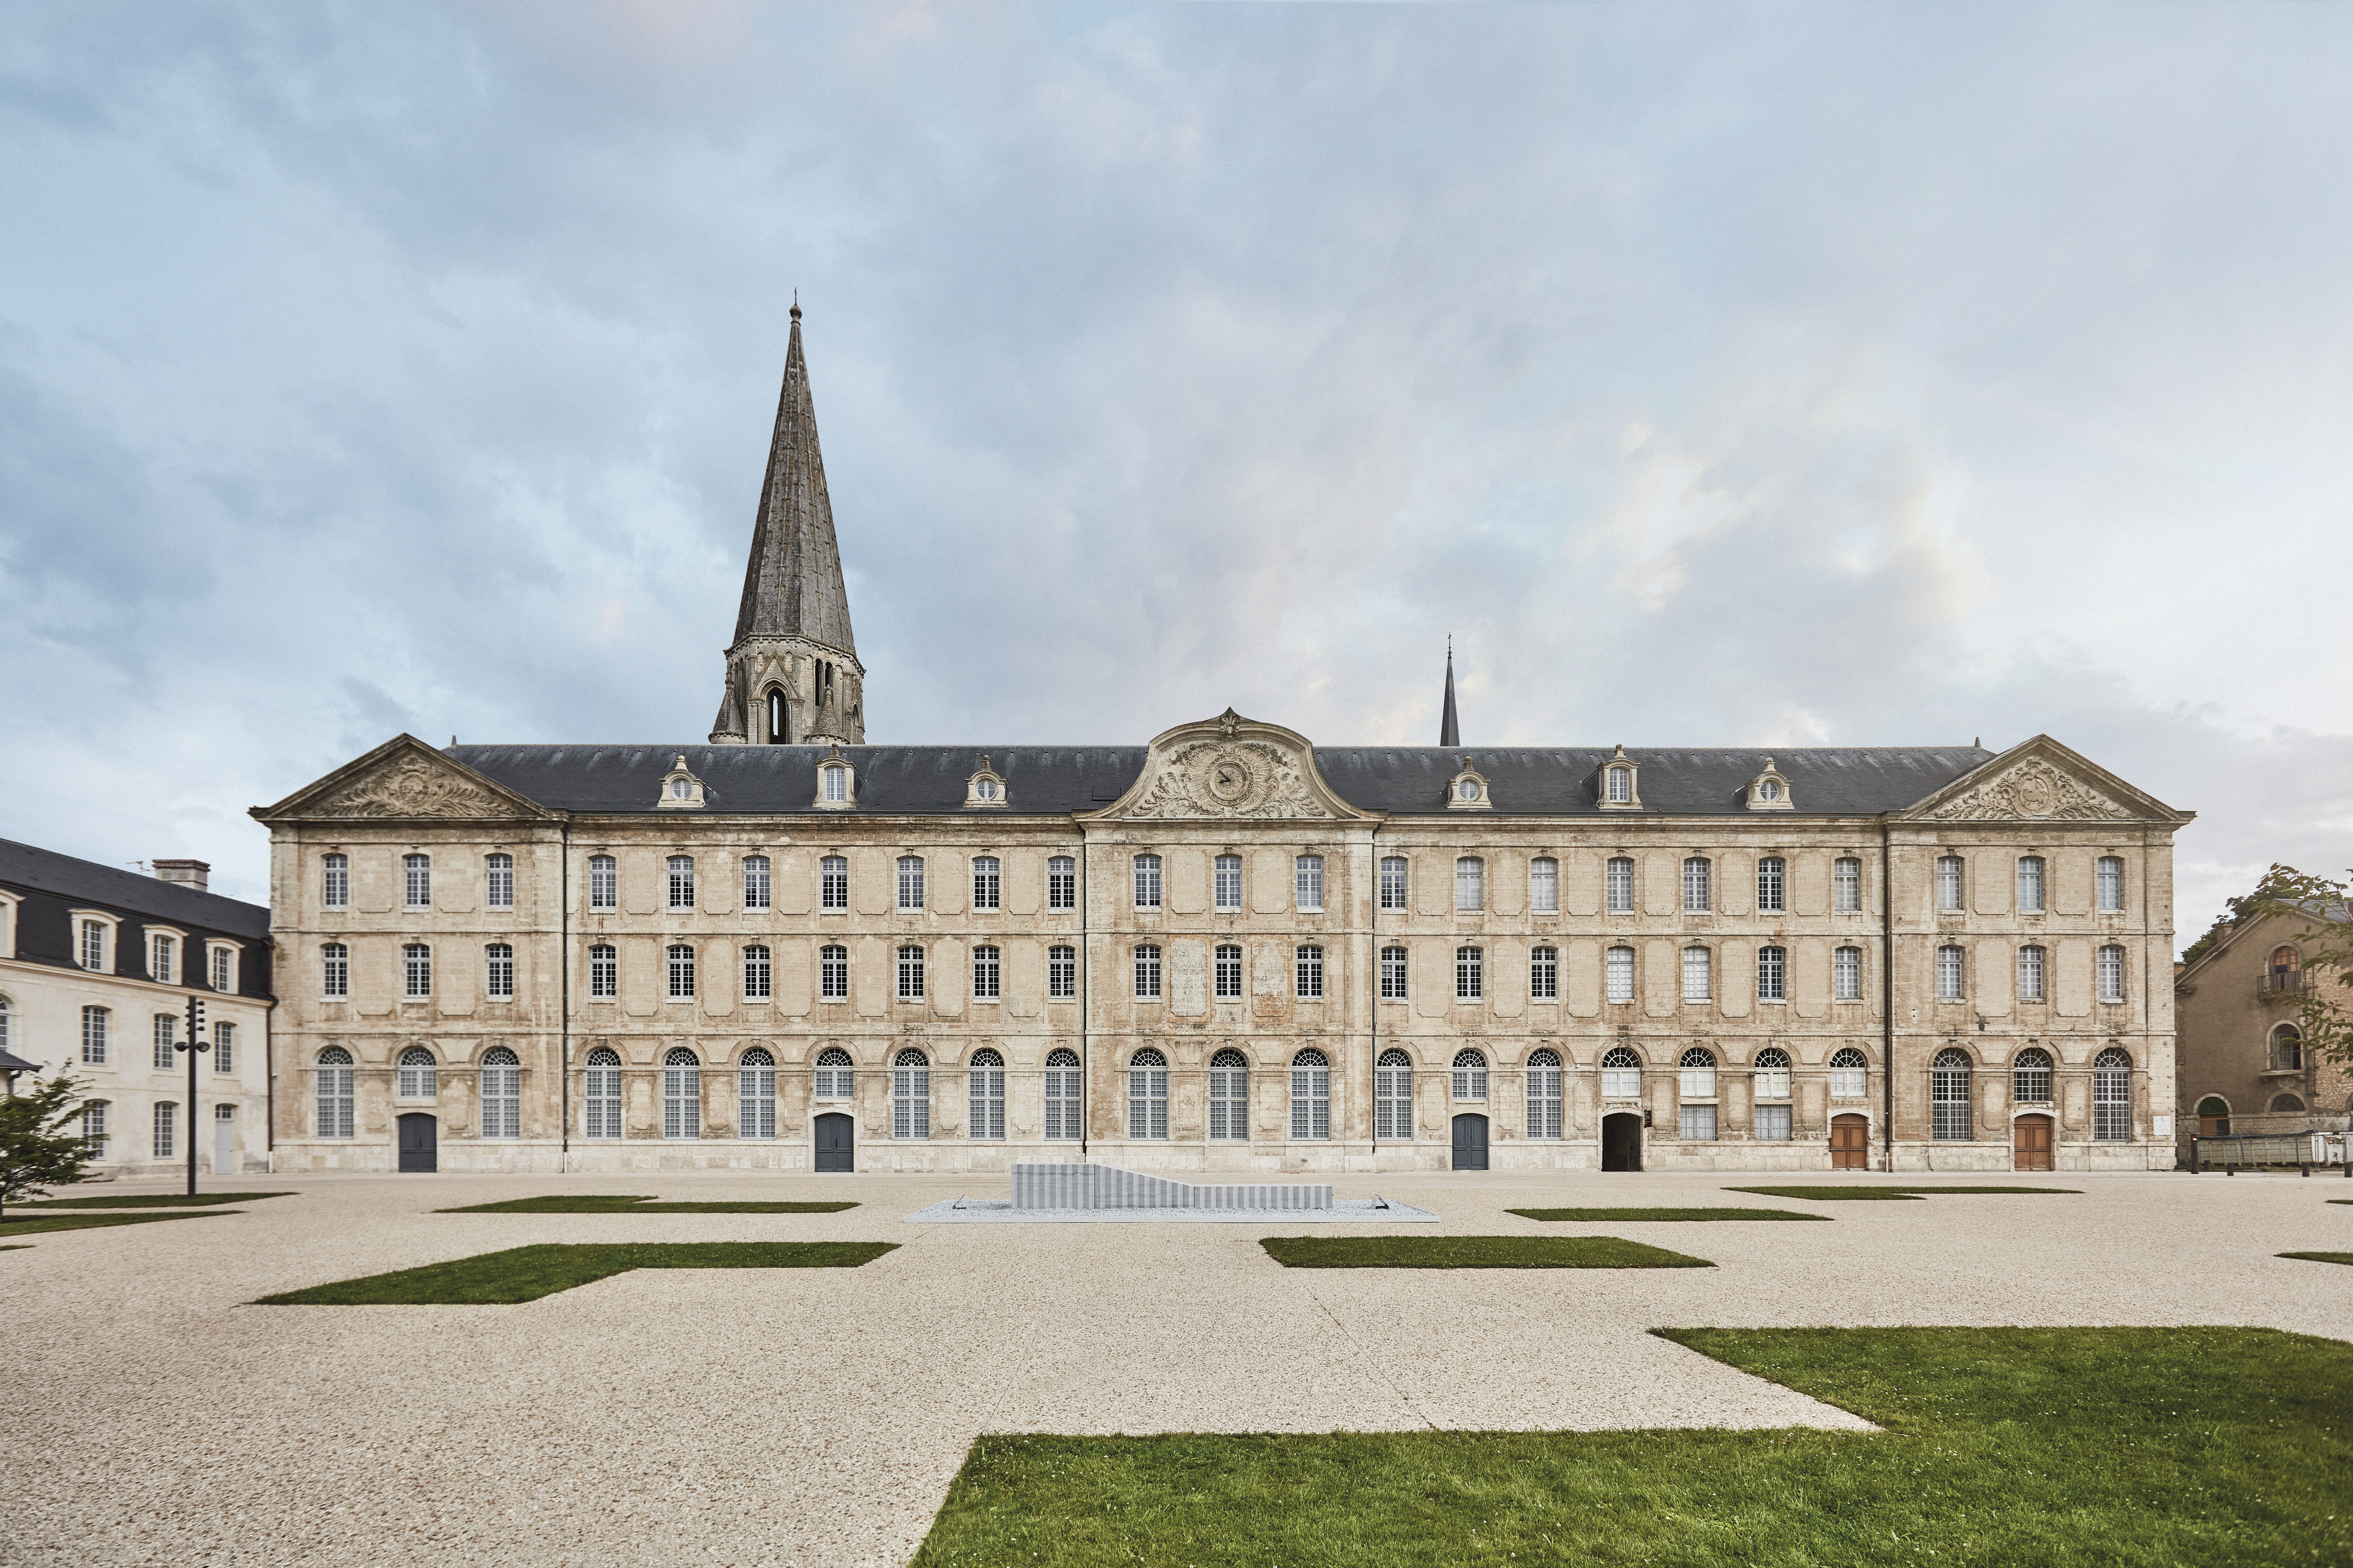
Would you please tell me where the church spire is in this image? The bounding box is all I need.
[1439,638,1460,748]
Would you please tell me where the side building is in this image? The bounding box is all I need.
[2174,904,2351,1153]
[0,840,275,1177]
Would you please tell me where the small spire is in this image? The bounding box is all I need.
[790,289,800,320]
[1438,637,1460,749]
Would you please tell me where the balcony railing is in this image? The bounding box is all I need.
[2257,971,2317,1000]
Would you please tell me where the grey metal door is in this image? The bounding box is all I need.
[1602,1112,1643,1171]
[814,1112,854,1172]
[397,1112,437,1173]
[1450,1113,1489,1170]
[212,1106,236,1175]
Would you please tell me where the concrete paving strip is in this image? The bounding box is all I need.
[903,1195,1441,1222]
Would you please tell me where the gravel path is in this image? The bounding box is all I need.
[3,1168,2345,1567]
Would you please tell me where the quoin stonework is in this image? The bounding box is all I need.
[254,310,2193,1177]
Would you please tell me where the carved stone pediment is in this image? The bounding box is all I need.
[315,755,519,819]
[1928,758,2133,822]
[1095,709,1370,822]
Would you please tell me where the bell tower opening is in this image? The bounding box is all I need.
[766,688,789,745]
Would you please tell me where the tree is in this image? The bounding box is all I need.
[2243,864,2353,1069]
[0,1072,96,1220]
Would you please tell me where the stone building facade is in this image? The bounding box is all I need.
[2174,905,2351,1152]
[252,312,2191,1177]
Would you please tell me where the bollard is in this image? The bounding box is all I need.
[2302,1163,2311,1178]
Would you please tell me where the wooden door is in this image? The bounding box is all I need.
[2012,1114,2054,1172]
[814,1112,855,1173]
[1450,1113,1489,1170]
[212,1106,235,1175]
[1829,1114,1869,1169]
[1601,1112,1643,1172]
[396,1112,437,1173]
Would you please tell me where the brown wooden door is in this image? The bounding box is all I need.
[2012,1114,2054,1172]
[1829,1114,1869,1169]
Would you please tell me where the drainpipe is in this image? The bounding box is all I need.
[559,819,571,1174]
[1369,823,1377,1162]
[1078,830,1089,1160]
[1881,820,1896,1172]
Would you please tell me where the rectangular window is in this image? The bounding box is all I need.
[1682,946,1711,1003]
[896,946,925,1001]
[1682,857,1711,913]
[81,1005,108,1065]
[1606,945,1634,1003]
[404,854,431,909]
[1215,855,1243,912]
[1680,1058,1716,1100]
[1134,945,1162,1000]
[153,1102,176,1161]
[485,943,514,1000]
[743,944,771,1000]
[1379,857,1408,911]
[743,855,771,912]
[972,944,1001,1000]
[154,1015,177,1071]
[1833,857,1862,913]
[667,945,695,1000]
[82,1101,108,1159]
[322,944,348,998]
[1530,946,1558,1000]
[589,855,616,910]
[1757,945,1787,1001]
[821,856,848,910]
[1753,1060,1792,1100]
[1379,945,1407,1000]
[971,857,1001,912]
[897,856,926,911]
[1134,854,1163,910]
[1047,856,1076,911]
[210,946,233,991]
[1834,945,1863,1002]
[1830,1059,1867,1099]
[2098,944,2126,1003]
[2097,856,2125,913]
[819,945,847,1000]
[589,944,616,999]
[1936,855,1964,913]
[1454,857,1483,913]
[1601,1056,1641,1100]
[80,919,106,972]
[1295,855,1324,913]
[2018,944,2046,1003]
[1605,857,1634,914]
[1937,945,1965,1002]
[1452,1057,1487,1101]
[151,935,174,985]
[813,1053,851,1101]
[1295,945,1324,999]
[213,1022,234,1074]
[403,944,432,999]
[668,856,696,910]
[1757,857,1786,914]
[323,853,349,908]
[1215,944,1242,1000]
[2018,856,2046,914]
[1455,946,1483,1001]
[1754,1104,1792,1142]
[1047,945,1075,1000]
[1678,1104,1718,1142]
[486,853,514,910]
[1530,857,1559,915]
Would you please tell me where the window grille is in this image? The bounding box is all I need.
[81,1005,108,1064]
[658,855,690,910]
[1127,1048,1168,1140]
[2097,856,2125,912]
[2011,1048,2052,1103]
[1757,856,1786,914]
[2097,945,2125,1004]
[322,944,349,999]
[821,856,848,910]
[814,943,847,1001]
[896,945,925,1001]
[1525,1048,1563,1140]
[1289,1049,1331,1140]
[1296,855,1325,912]
[1833,856,1862,913]
[211,946,234,992]
[212,1022,234,1074]
[1380,945,1407,1000]
[403,854,431,909]
[1454,857,1483,912]
[1530,945,1558,1000]
[1379,856,1408,911]
[1455,945,1484,1001]
[971,856,1001,911]
[1600,1046,1642,1100]
[585,1048,622,1138]
[1936,944,1965,1001]
[1833,945,1863,1002]
[1295,945,1324,999]
[1133,945,1162,1000]
[0,997,8,1060]
[2091,1048,2132,1140]
[1047,945,1075,1000]
[1930,1049,1971,1141]
[1829,1047,1868,1099]
[1047,856,1075,911]
[486,853,514,909]
[2017,944,2046,1003]
[403,943,432,999]
[480,1047,521,1140]
[1213,855,1243,911]
[1757,945,1787,1001]
[743,855,771,911]
[153,1101,176,1160]
[743,944,771,1000]
[1936,855,1965,913]
[151,935,174,985]
[485,943,514,1000]
[1606,857,1635,914]
[1682,857,1711,913]
[1215,944,1243,1000]
[1606,945,1635,1003]
[1678,1104,1717,1141]
[589,944,616,999]
[81,1100,109,1159]
[1374,1049,1413,1140]
[589,854,616,910]
[1133,854,1163,910]
[1679,1047,1717,1101]
[316,1047,354,1139]
[151,1014,175,1071]
[1754,1104,1792,1141]
[972,944,1001,1000]
[897,856,926,911]
[2017,856,2046,914]
[968,1049,1005,1141]
[398,1046,436,1099]
[814,1046,853,1101]
[1605,766,1631,804]
[1044,1047,1082,1140]
[663,1048,701,1139]
[323,853,349,908]
[821,764,848,803]
[1682,946,1711,1003]
[80,918,106,972]
[1191,1047,1244,1141]
[666,944,695,1000]
[739,1048,776,1140]
[1452,1049,1487,1102]
[1530,857,1559,914]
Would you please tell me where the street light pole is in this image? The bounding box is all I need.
[175,995,209,1198]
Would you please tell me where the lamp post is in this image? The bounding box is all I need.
[173,994,208,1197]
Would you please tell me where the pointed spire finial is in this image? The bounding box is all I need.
[1439,638,1461,749]
[790,288,800,320]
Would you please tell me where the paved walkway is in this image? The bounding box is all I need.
[3,1168,2346,1567]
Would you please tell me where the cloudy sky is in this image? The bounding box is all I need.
[4,2,2349,945]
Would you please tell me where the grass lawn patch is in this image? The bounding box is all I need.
[1509,1207,1829,1223]
[434,1194,857,1214]
[252,1240,897,1304]
[28,1191,294,1208]
[0,1211,233,1237]
[911,1327,2351,1568]
[1726,1185,2079,1202]
[1260,1235,1711,1269]
[2280,1251,2353,1267]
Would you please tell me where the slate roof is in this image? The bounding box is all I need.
[0,839,271,939]
[447,743,1993,819]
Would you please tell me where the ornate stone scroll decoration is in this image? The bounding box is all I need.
[316,755,514,819]
[1126,740,1333,819]
[1929,758,2133,822]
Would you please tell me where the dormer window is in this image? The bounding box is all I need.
[1599,745,1641,810]
[1446,758,1491,810]
[1747,758,1794,811]
[965,756,1008,808]
[814,747,855,810]
[671,780,690,799]
[656,756,708,810]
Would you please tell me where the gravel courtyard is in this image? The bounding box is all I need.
[4,1169,2346,1568]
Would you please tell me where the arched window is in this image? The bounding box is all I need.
[403,942,432,999]
[485,942,514,1001]
[2270,1025,2304,1072]
[892,1048,930,1140]
[972,944,1001,1001]
[1600,1046,1642,1100]
[1295,855,1325,913]
[397,1047,436,1099]
[820,762,849,804]
[2097,945,2126,1004]
[589,944,616,999]
[1756,856,1786,914]
[2016,856,2046,914]
[1289,1048,1331,1141]
[1127,1048,1168,1140]
[767,686,787,744]
[667,856,696,910]
[1525,1048,1563,1141]
[896,945,925,1001]
[316,1047,354,1139]
[1752,1047,1791,1100]
[1605,856,1635,913]
[1678,1047,1716,1101]
[663,1048,701,1140]
[1216,854,1244,912]
[971,856,1001,911]
[584,1048,622,1140]
[2271,945,2300,976]
[1682,945,1711,1003]
[2018,945,2047,1003]
[1606,945,1635,1004]
[2269,1093,2306,1113]
[813,1046,853,1101]
[1133,945,1162,1000]
[1375,1049,1413,1140]
[968,1049,1005,1141]
[1931,1049,1972,1141]
[403,853,431,909]
[2012,1048,2053,1104]
[667,944,695,1000]
[739,1047,776,1140]
[1829,1047,1868,1100]
[1133,854,1163,910]
[1682,857,1711,913]
[2092,1048,2132,1141]
[1605,764,1632,804]
[1215,944,1243,1000]
[1451,1049,1487,1102]
[1530,857,1559,914]
[589,854,616,910]
[1454,856,1484,912]
[1208,1048,1248,1141]
[480,1047,520,1140]
[1044,1047,1082,1141]
[897,856,926,911]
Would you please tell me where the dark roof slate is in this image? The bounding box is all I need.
[0,839,271,939]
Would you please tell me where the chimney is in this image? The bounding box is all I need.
[152,859,210,893]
